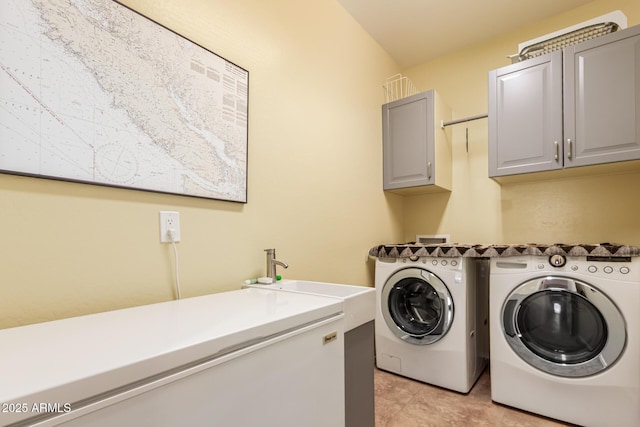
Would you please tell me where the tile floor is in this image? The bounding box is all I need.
[374,368,571,426]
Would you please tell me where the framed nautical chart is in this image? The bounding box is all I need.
[0,0,248,202]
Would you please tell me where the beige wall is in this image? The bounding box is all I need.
[403,0,640,246]
[0,0,403,329]
[3,0,640,330]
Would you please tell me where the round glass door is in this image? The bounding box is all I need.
[382,267,454,345]
[502,276,626,377]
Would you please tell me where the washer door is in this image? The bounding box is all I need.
[502,276,626,377]
[381,267,454,345]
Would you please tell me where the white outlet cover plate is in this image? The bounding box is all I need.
[159,211,181,242]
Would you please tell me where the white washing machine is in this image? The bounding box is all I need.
[490,255,640,427]
[375,256,489,393]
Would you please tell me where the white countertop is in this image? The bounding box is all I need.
[0,288,342,425]
[245,280,375,331]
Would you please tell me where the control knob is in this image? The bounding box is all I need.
[549,255,566,268]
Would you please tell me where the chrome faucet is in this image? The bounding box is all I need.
[265,248,288,282]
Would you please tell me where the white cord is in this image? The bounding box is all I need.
[168,230,181,300]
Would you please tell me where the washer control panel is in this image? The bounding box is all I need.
[398,256,461,270]
[531,255,637,280]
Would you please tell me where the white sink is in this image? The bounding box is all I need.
[246,280,375,331]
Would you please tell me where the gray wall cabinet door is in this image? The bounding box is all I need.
[489,25,640,179]
[383,91,435,189]
[564,26,640,168]
[488,51,563,177]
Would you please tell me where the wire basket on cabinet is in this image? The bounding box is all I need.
[383,74,418,103]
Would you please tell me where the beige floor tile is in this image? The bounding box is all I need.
[374,368,572,426]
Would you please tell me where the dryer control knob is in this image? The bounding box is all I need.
[604,266,614,274]
[620,267,630,274]
[549,255,566,267]
[588,265,598,273]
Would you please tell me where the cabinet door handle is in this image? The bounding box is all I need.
[554,141,559,161]
[567,139,572,159]
[427,162,432,179]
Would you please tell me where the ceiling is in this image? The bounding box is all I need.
[336,0,595,68]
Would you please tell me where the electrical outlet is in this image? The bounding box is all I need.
[159,211,181,242]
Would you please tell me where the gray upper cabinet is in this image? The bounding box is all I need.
[564,26,640,167]
[489,24,640,178]
[488,51,563,176]
[382,90,452,194]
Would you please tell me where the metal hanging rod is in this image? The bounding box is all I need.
[440,113,488,128]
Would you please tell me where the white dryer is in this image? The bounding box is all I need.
[490,255,640,426]
[375,256,489,393]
